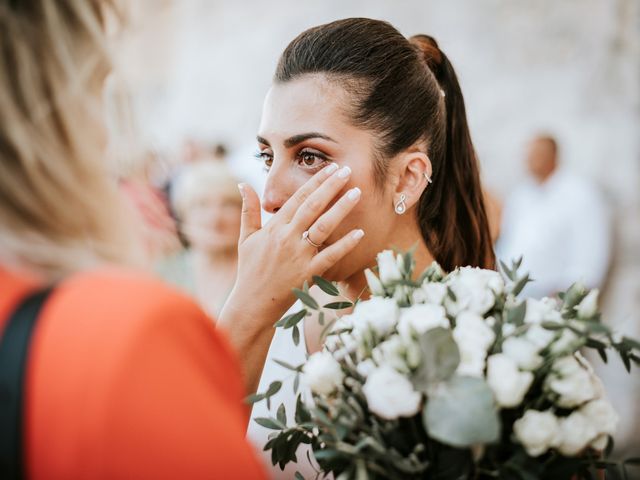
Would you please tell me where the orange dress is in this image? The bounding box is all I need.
[0,266,265,480]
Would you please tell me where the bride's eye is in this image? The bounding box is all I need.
[255,151,273,171]
[296,148,329,171]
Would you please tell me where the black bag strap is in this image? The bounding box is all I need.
[0,288,54,480]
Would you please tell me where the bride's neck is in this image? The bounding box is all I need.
[339,219,435,302]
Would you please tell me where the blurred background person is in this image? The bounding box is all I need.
[0,0,270,477]
[497,134,612,298]
[119,150,181,264]
[157,162,242,317]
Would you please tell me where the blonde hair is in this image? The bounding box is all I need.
[0,0,137,279]
[171,162,242,222]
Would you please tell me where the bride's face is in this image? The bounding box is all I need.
[257,74,399,282]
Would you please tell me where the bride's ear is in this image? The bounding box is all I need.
[392,147,433,211]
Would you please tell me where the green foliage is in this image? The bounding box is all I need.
[251,252,640,479]
[424,376,501,447]
[411,328,460,391]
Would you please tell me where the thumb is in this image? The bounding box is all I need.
[238,183,261,243]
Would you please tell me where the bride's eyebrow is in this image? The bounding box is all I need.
[256,133,337,148]
[283,133,337,148]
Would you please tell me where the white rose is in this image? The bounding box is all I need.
[397,304,449,339]
[525,324,556,349]
[364,268,385,296]
[557,411,597,456]
[590,434,609,451]
[326,331,358,361]
[502,336,543,370]
[352,297,398,337]
[362,365,422,419]
[546,355,597,408]
[393,284,411,304]
[446,268,501,315]
[371,335,409,373]
[487,354,534,408]
[453,311,496,352]
[576,289,599,318]
[377,250,402,285]
[502,322,517,337]
[356,358,376,378]
[524,298,562,324]
[549,328,581,355]
[325,316,358,359]
[457,267,504,294]
[412,282,448,305]
[580,398,618,437]
[513,410,561,457]
[303,351,344,396]
[405,341,422,369]
[456,344,488,378]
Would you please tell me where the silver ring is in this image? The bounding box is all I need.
[302,230,322,249]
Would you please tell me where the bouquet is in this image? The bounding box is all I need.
[251,250,640,479]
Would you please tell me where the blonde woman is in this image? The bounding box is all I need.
[0,1,362,478]
[158,161,242,316]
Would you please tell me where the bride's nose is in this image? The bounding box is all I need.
[262,167,297,214]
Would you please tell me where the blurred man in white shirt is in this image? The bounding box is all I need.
[497,135,612,298]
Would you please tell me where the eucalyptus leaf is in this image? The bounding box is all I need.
[563,282,587,311]
[282,310,308,329]
[424,376,500,447]
[324,302,353,310]
[265,380,283,397]
[245,393,264,405]
[507,301,527,327]
[295,394,311,423]
[623,336,640,351]
[273,358,304,372]
[314,449,341,461]
[313,275,340,296]
[596,348,608,363]
[511,274,531,297]
[293,288,320,310]
[292,325,300,346]
[254,416,286,430]
[411,327,460,391]
[277,403,287,425]
[499,260,514,281]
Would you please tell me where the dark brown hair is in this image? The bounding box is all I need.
[275,18,495,271]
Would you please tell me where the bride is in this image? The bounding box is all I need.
[243,17,495,477]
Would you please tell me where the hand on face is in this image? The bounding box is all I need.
[224,163,364,323]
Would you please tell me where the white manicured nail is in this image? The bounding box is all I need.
[337,166,351,178]
[347,187,361,201]
[352,229,365,240]
[325,163,338,175]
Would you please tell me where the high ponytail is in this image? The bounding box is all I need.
[410,35,495,270]
[275,18,495,272]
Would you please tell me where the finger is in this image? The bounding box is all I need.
[289,166,352,231]
[277,163,339,222]
[310,229,365,275]
[305,187,361,245]
[238,183,261,243]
